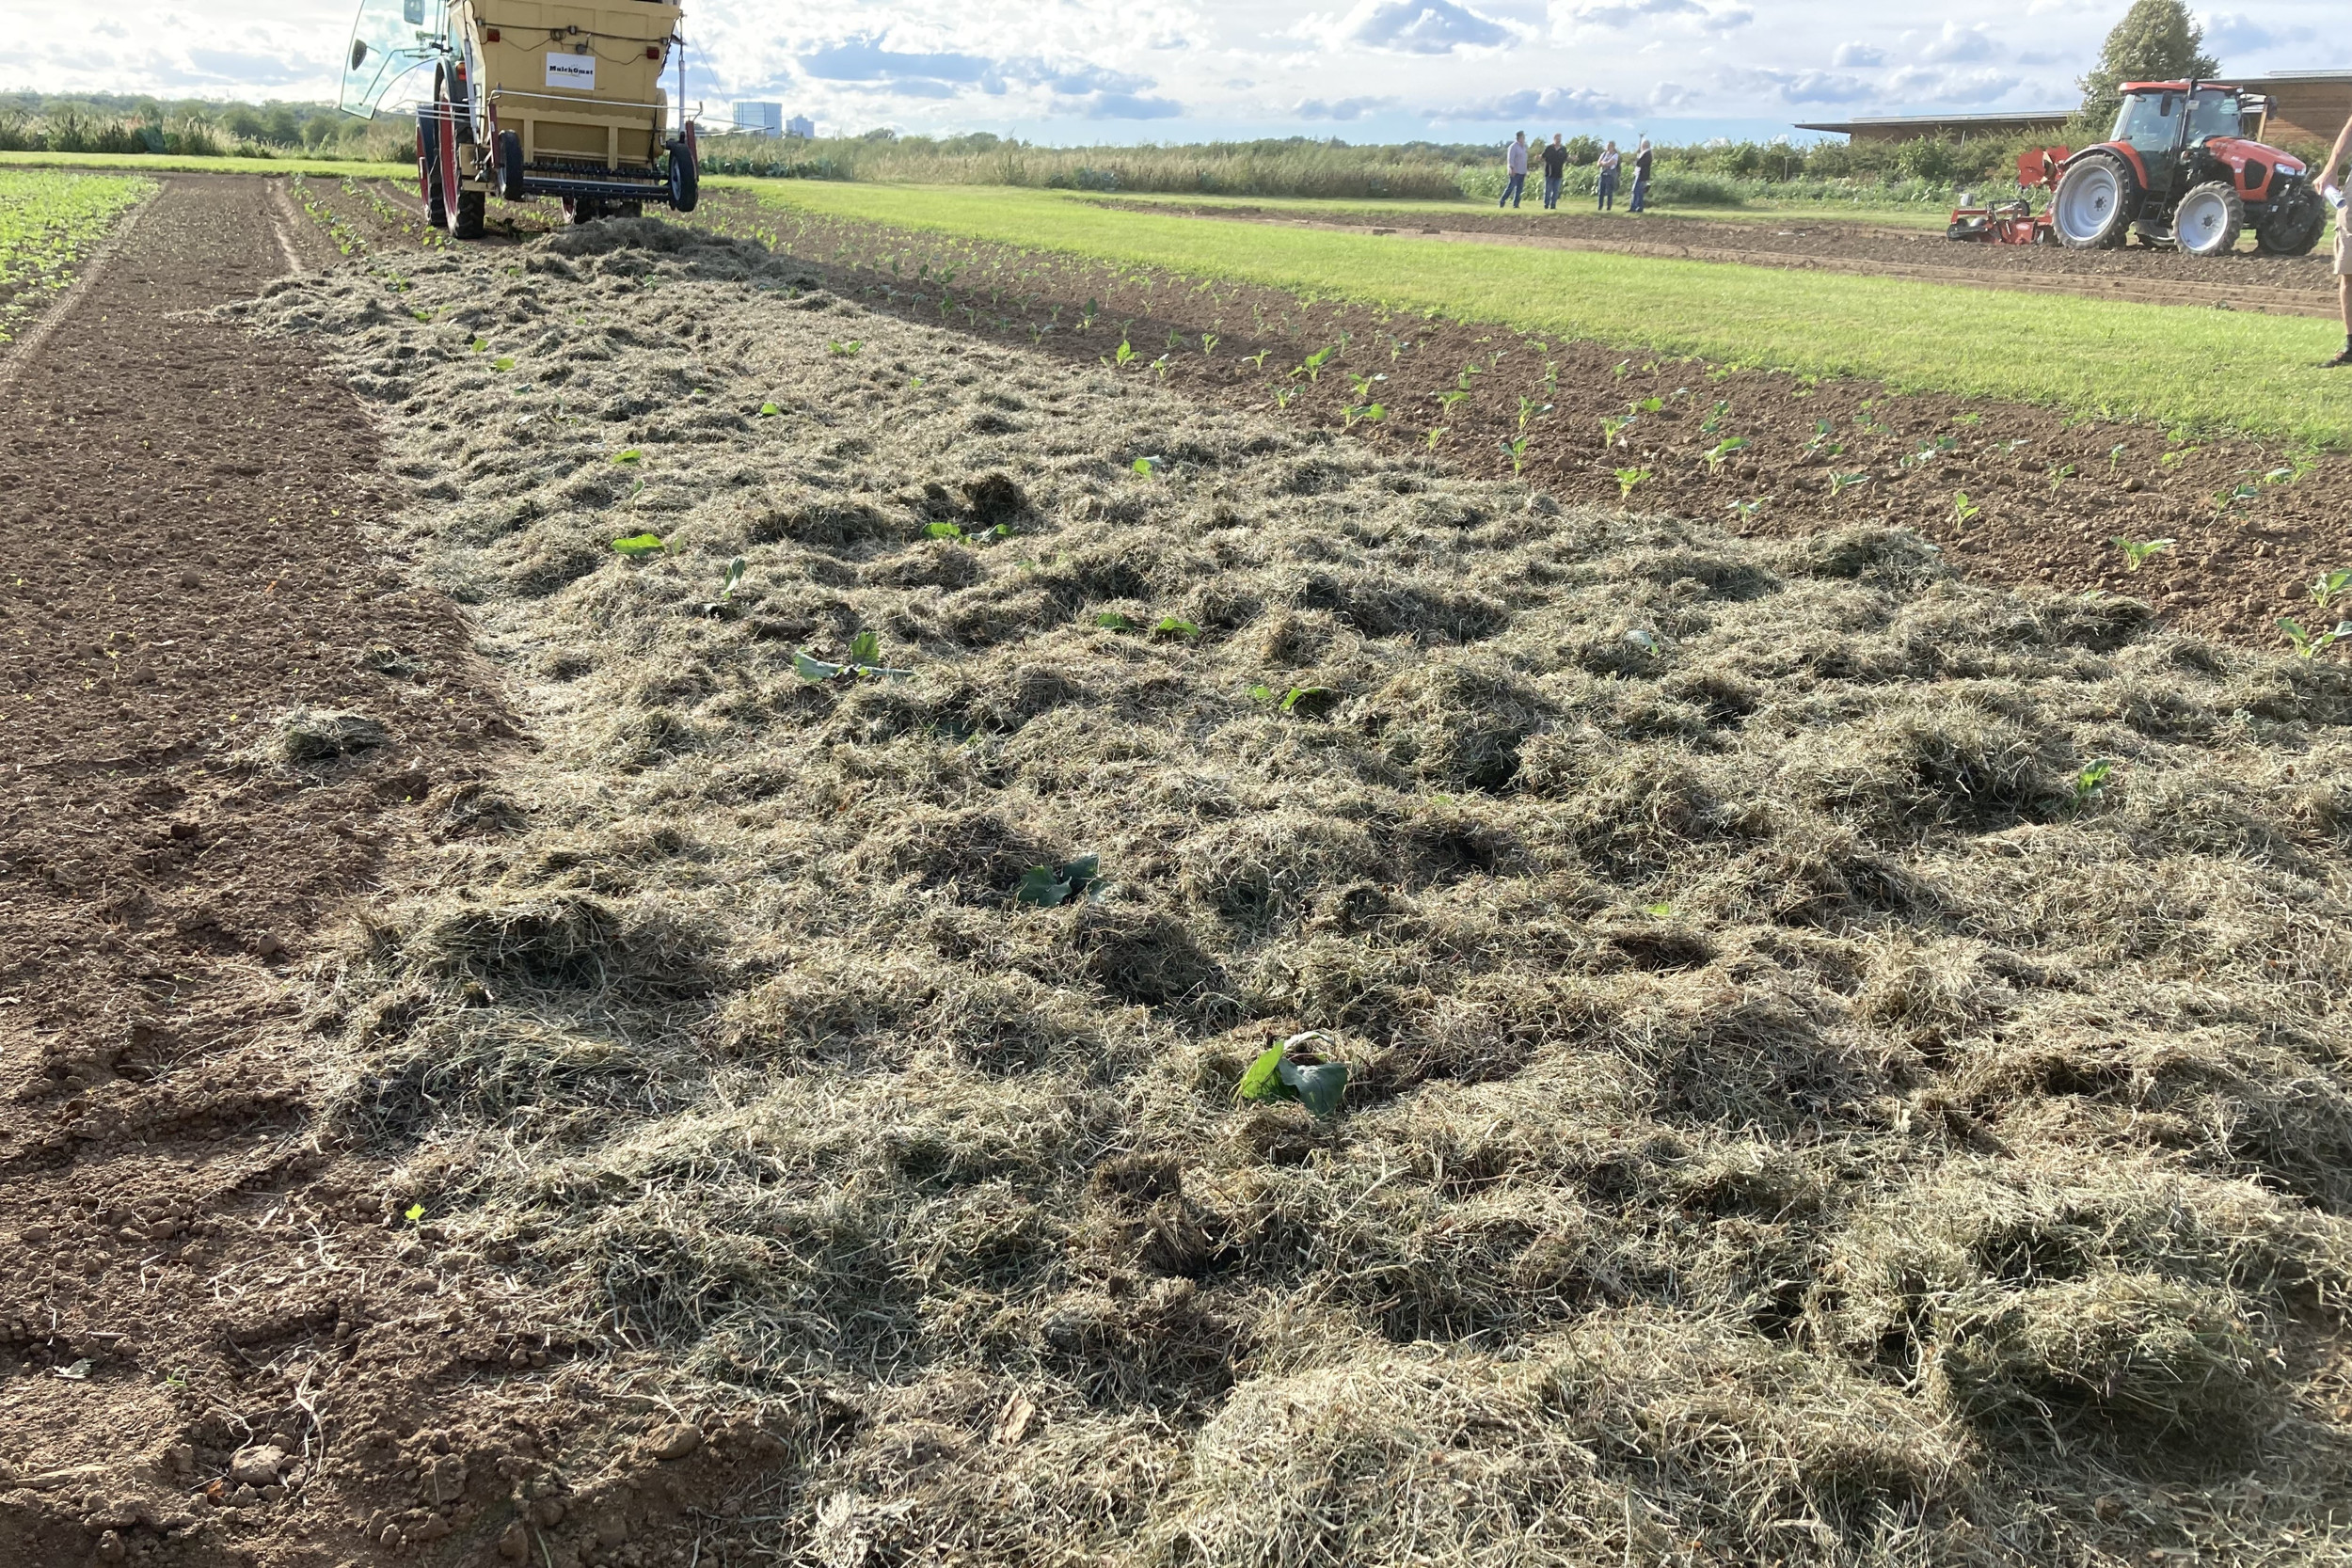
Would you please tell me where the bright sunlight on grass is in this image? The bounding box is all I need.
[740,180,2352,446]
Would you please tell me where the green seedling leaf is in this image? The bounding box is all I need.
[1953,491,1981,527]
[1826,471,1869,498]
[2112,536,2174,573]
[2310,569,2352,609]
[1236,1031,1348,1118]
[757,401,782,417]
[1279,685,1334,717]
[1132,455,1163,477]
[2073,758,2113,806]
[1014,854,1104,908]
[492,356,516,371]
[793,650,844,681]
[404,1202,425,1223]
[1641,900,1674,917]
[926,520,967,541]
[1153,616,1201,639]
[827,339,863,356]
[1279,1056,1349,1118]
[469,336,487,353]
[849,629,882,666]
[611,448,643,465]
[719,557,746,599]
[1096,610,1137,631]
[611,532,665,557]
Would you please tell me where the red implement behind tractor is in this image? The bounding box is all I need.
[1946,149,2070,245]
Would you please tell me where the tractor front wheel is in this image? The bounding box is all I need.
[2256,185,2327,255]
[2174,181,2244,256]
[2052,152,2137,249]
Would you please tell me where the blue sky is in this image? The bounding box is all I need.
[12,2,2344,144]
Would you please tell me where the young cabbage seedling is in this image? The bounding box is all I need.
[1235,1030,1349,1119]
[826,339,862,356]
[1243,349,1272,370]
[1501,433,1532,475]
[1614,467,1650,500]
[2072,758,2113,810]
[1953,491,1981,527]
[1725,497,1768,523]
[2277,617,2352,659]
[1132,455,1165,478]
[2310,568,2352,610]
[1341,403,1386,430]
[1014,854,1105,908]
[610,531,665,558]
[2112,536,2174,573]
[1826,471,1869,498]
[2106,443,2128,471]
[1424,425,1449,451]
[1153,616,1201,639]
[794,628,913,683]
[1701,436,1748,473]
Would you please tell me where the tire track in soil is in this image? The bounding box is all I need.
[0,176,743,1568]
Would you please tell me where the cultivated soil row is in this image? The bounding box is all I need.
[1126,199,2350,318]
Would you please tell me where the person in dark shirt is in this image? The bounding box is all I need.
[1629,137,1654,213]
[1540,134,1568,210]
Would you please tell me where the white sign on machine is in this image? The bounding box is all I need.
[546,52,596,90]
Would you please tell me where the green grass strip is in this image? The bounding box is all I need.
[0,150,416,181]
[739,181,2352,447]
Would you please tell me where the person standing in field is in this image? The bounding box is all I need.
[1629,136,1653,213]
[1500,131,1529,209]
[1540,133,1568,209]
[2321,109,2352,365]
[1597,140,1620,210]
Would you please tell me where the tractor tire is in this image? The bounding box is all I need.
[2174,181,2244,256]
[2052,151,2137,249]
[450,189,486,241]
[417,116,447,229]
[2256,185,2327,255]
[667,140,699,214]
[495,131,526,203]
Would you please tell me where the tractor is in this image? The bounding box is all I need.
[2040,80,2324,256]
[341,0,700,239]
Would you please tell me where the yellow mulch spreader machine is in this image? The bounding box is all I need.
[342,0,700,239]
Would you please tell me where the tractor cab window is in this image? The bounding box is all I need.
[2185,89,2243,143]
[341,0,446,117]
[2110,91,2179,154]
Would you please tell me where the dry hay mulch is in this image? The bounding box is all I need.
[231,219,2352,1568]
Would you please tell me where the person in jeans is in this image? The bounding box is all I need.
[1629,136,1653,213]
[1540,133,1567,209]
[1597,141,1620,210]
[1499,131,1529,209]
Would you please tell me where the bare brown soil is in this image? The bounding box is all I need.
[690,190,2352,654]
[1,177,780,1568]
[1128,200,2349,318]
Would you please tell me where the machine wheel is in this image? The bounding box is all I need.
[450,189,486,241]
[2256,185,2327,255]
[495,131,526,203]
[667,139,699,214]
[2052,152,2137,248]
[2174,181,2245,256]
[416,115,447,228]
[562,198,605,225]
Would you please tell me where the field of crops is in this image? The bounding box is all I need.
[5,168,2352,1568]
[0,168,149,343]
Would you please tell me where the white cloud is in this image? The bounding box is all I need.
[1431,85,1637,119]
[1883,65,2020,104]
[1310,0,1517,55]
[1831,41,1887,68]
[1719,67,1877,105]
[1297,95,1397,119]
[1918,23,1999,64]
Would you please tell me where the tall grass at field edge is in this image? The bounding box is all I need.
[0,150,418,180]
[746,181,2352,448]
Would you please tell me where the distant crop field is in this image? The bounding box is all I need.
[0,150,415,181]
[739,181,2352,447]
[0,169,152,344]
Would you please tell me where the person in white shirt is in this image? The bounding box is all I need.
[1597,140,1621,211]
[1500,131,1529,209]
[2320,110,2352,366]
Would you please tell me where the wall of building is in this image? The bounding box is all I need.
[2261,79,2352,148]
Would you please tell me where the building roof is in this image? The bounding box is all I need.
[1793,110,2072,135]
[2234,70,2352,83]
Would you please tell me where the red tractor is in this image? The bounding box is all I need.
[2041,80,2325,255]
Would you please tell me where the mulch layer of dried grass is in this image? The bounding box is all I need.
[234,219,2352,1568]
